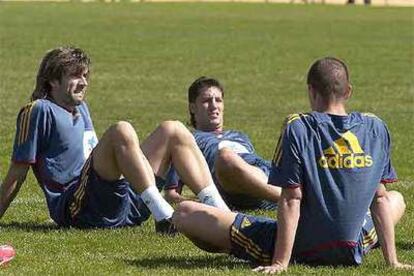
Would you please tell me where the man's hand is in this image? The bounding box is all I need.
[252,262,287,274]
[391,262,414,271]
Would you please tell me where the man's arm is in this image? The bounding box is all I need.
[253,186,302,274]
[371,184,413,270]
[0,162,29,219]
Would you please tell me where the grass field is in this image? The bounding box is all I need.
[0,2,413,275]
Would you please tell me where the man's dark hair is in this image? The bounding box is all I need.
[31,46,91,101]
[188,76,224,128]
[307,57,350,100]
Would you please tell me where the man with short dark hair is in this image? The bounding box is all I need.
[172,57,413,273]
[0,46,229,229]
[163,76,280,210]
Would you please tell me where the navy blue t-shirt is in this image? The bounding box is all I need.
[165,129,259,190]
[268,112,397,261]
[12,99,98,224]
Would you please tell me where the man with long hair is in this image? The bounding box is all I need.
[0,46,228,229]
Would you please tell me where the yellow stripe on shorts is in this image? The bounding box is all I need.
[363,228,378,248]
[70,157,92,218]
[230,226,271,264]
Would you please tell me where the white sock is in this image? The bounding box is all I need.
[197,184,230,211]
[141,185,174,222]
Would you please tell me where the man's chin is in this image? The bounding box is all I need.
[72,96,84,105]
[208,122,223,131]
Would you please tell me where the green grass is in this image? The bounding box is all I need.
[0,2,413,275]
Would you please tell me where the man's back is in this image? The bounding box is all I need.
[270,112,396,264]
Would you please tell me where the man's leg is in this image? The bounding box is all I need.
[92,121,173,221]
[363,190,405,253]
[215,148,281,203]
[141,121,229,210]
[172,201,236,253]
[387,191,406,226]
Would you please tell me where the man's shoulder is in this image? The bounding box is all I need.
[17,99,50,118]
[358,112,384,124]
[282,113,312,133]
[352,112,388,132]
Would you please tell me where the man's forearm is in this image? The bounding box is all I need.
[0,179,22,218]
[271,188,301,267]
[371,191,398,266]
[0,163,29,218]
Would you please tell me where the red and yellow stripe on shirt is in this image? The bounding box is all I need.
[17,101,37,145]
[272,113,306,167]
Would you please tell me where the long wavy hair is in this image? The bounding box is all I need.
[31,47,91,101]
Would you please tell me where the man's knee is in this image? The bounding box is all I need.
[215,148,247,194]
[109,121,139,146]
[172,201,196,229]
[389,190,406,213]
[215,148,239,176]
[386,190,406,225]
[159,120,194,143]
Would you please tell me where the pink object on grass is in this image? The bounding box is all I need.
[0,245,15,266]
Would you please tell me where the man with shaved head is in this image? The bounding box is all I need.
[172,57,413,273]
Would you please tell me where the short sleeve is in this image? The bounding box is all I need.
[12,101,47,164]
[268,120,303,188]
[380,123,397,184]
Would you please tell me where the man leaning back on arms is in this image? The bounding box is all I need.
[172,57,413,273]
[0,46,229,230]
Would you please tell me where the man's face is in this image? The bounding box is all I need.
[50,68,89,109]
[190,86,224,131]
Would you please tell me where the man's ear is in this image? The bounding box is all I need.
[345,84,353,100]
[344,84,352,100]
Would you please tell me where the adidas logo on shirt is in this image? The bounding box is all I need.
[319,131,373,169]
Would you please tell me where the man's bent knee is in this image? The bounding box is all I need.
[391,190,406,207]
[172,201,196,228]
[387,190,406,225]
[215,148,239,173]
[109,121,139,146]
[159,120,194,143]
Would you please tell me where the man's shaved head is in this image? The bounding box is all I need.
[307,57,350,100]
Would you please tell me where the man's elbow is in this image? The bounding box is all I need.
[372,184,389,207]
[281,187,303,203]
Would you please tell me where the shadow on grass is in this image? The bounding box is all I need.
[0,221,61,232]
[397,241,414,251]
[124,255,249,270]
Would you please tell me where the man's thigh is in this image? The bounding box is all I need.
[173,201,236,252]
[69,158,150,228]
